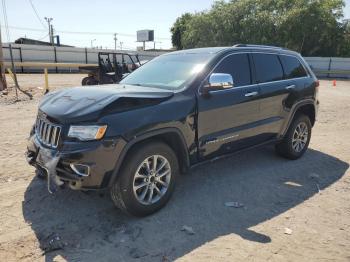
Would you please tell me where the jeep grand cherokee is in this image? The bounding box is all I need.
[26,44,319,216]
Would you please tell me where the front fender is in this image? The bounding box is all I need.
[105,127,190,188]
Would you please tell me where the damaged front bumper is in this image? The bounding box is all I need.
[26,134,126,191]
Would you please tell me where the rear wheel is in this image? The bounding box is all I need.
[82,76,98,86]
[110,141,179,216]
[275,114,312,160]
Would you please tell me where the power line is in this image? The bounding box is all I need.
[1,0,11,42]
[37,32,49,40]
[1,25,171,40]
[28,0,47,29]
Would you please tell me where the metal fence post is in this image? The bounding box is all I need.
[85,47,88,64]
[327,57,332,78]
[19,47,24,73]
[54,47,58,73]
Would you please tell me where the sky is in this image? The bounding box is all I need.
[0,0,215,50]
[1,0,350,50]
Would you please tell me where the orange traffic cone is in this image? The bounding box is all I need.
[333,80,336,87]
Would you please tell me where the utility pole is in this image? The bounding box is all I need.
[50,24,54,45]
[44,17,53,44]
[120,41,123,50]
[114,33,117,50]
[90,39,96,48]
[0,25,7,91]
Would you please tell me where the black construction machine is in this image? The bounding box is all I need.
[79,52,143,86]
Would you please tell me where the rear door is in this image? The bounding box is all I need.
[252,53,289,138]
[278,54,310,109]
[197,53,261,160]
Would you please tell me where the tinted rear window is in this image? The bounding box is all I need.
[213,53,251,87]
[252,53,283,83]
[280,55,308,79]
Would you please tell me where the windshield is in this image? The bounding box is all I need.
[120,53,214,90]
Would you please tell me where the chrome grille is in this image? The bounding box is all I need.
[35,118,61,148]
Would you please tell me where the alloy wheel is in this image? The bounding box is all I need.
[292,122,309,153]
[132,155,171,205]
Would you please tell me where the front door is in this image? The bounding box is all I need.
[251,53,287,138]
[197,53,261,160]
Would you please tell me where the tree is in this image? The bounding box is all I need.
[170,0,349,57]
[170,13,193,50]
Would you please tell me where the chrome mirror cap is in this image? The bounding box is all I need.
[208,73,234,89]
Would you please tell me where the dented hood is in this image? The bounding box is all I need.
[39,84,174,123]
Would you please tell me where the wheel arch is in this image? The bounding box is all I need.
[282,100,316,137]
[108,128,190,187]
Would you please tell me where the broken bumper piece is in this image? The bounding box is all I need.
[26,134,126,190]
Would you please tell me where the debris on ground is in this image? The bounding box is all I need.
[224,201,244,208]
[181,225,195,235]
[316,183,321,193]
[284,228,293,235]
[40,233,65,255]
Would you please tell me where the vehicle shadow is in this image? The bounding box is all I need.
[22,147,349,261]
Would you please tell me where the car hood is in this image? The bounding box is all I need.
[39,84,174,123]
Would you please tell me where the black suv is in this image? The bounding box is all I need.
[26,45,319,216]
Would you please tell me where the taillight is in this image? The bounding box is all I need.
[315,80,320,87]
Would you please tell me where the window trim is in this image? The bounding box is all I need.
[198,52,254,95]
[211,52,252,88]
[198,51,310,95]
[251,52,286,84]
[278,54,309,80]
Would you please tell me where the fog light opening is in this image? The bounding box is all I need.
[70,163,90,177]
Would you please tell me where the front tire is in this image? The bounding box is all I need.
[275,114,312,160]
[110,141,179,216]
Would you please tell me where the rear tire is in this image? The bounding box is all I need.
[110,141,179,217]
[275,114,312,160]
[82,76,98,86]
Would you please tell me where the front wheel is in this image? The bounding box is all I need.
[275,114,312,160]
[110,141,179,216]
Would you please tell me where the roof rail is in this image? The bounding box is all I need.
[233,44,287,50]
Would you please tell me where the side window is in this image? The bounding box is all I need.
[280,55,308,79]
[252,53,284,83]
[213,53,251,87]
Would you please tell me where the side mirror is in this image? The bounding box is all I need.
[202,73,234,95]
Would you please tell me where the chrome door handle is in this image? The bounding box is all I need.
[286,85,296,90]
[245,91,258,97]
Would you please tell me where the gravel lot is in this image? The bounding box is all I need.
[0,75,349,261]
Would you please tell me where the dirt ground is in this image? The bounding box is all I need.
[0,74,349,262]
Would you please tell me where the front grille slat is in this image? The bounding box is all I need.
[51,127,57,145]
[35,117,61,148]
[45,125,52,144]
[41,122,47,140]
[39,120,44,137]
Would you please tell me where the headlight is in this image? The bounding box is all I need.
[68,125,107,141]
